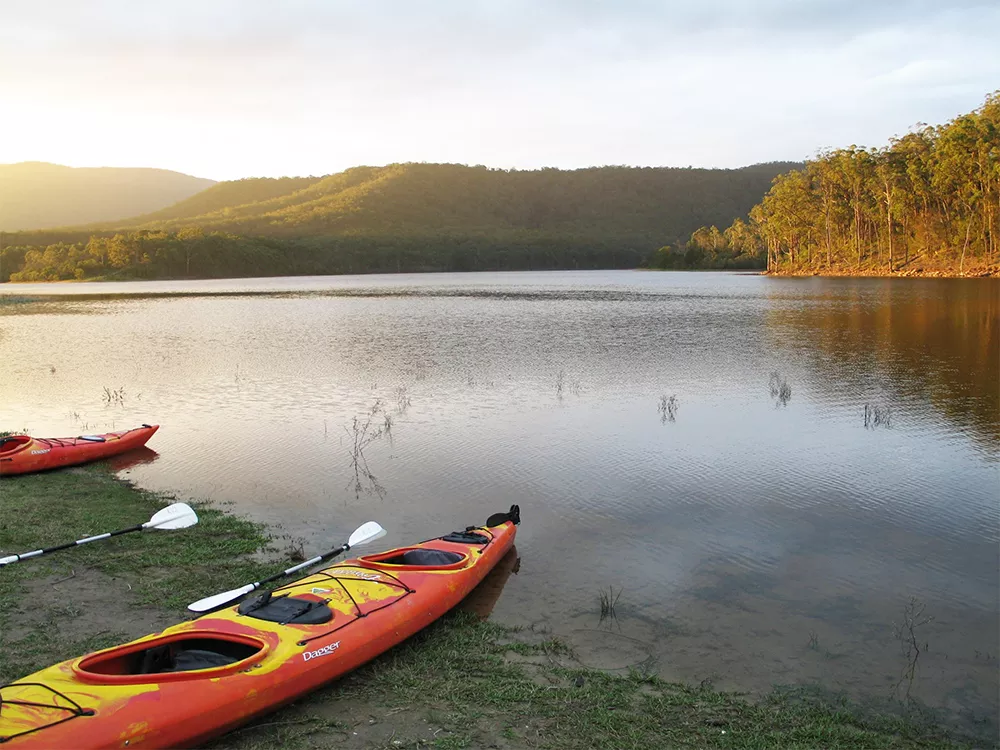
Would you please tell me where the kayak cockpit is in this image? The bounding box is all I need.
[0,436,30,455]
[73,630,268,684]
[359,548,469,571]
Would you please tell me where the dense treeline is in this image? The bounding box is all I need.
[713,93,998,274]
[645,219,763,269]
[0,163,796,281]
[2,231,281,282]
[0,230,657,282]
[651,93,999,274]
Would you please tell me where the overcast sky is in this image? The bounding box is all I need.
[1,0,997,181]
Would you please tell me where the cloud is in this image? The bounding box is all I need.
[0,0,996,178]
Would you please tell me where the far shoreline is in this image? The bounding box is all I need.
[761,266,999,279]
[2,264,999,287]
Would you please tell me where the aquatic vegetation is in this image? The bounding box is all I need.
[393,385,412,414]
[280,535,306,563]
[102,385,127,406]
[658,394,679,423]
[598,585,623,621]
[865,402,893,429]
[768,371,792,407]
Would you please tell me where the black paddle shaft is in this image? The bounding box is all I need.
[254,542,352,588]
[1,523,145,564]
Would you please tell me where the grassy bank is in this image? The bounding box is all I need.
[0,467,977,749]
[0,465,274,682]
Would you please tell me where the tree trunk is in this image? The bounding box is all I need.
[960,214,973,275]
[884,180,894,271]
[854,203,863,269]
[903,218,910,266]
[825,202,832,267]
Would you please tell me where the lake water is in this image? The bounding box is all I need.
[1,271,997,738]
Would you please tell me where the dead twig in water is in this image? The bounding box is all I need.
[344,400,390,500]
[891,596,933,701]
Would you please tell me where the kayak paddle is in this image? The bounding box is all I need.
[187,520,387,613]
[0,502,198,566]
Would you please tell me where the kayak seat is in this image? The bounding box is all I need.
[74,632,268,683]
[238,592,333,625]
[130,638,260,675]
[358,548,469,570]
[385,549,464,566]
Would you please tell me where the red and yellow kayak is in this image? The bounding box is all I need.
[0,425,158,476]
[0,505,520,748]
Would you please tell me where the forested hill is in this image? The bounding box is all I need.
[656,92,1000,276]
[115,162,800,240]
[0,162,216,231]
[1,162,798,281]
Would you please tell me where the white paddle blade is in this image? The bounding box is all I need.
[145,503,198,531]
[188,583,257,613]
[348,521,386,548]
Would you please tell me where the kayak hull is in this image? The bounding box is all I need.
[0,508,519,749]
[0,425,159,476]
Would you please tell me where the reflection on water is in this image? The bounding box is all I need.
[106,446,160,473]
[1,271,997,740]
[459,546,521,621]
[765,278,999,455]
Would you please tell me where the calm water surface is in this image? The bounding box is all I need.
[1,271,997,736]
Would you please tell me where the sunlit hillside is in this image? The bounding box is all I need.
[125,175,325,225]
[118,162,801,241]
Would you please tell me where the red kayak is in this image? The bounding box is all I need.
[0,425,159,476]
[0,505,520,749]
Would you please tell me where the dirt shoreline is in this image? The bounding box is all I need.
[761,263,999,279]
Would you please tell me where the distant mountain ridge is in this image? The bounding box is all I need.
[113,162,803,243]
[0,162,216,231]
[2,160,803,282]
